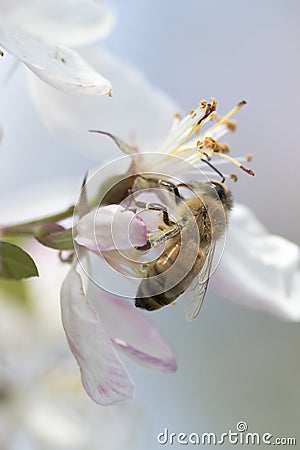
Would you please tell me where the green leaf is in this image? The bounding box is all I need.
[0,240,39,280]
[36,228,74,250]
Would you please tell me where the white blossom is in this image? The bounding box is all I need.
[0,1,115,94]
[29,51,300,321]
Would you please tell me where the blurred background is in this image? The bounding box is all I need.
[0,0,299,448]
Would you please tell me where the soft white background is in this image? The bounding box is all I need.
[0,1,299,449]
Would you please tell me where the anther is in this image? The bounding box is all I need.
[240,165,255,176]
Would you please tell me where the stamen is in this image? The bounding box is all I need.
[223,100,247,120]
[211,97,217,108]
[200,150,255,176]
[200,155,250,167]
[240,165,255,176]
[204,137,230,153]
[196,100,217,125]
[170,112,182,132]
[155,98,254,181]
[223,119,237,132]
[200,100,246,140]
[169,100,217,155]
[202,152,211,161]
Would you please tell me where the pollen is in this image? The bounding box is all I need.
[156,97,254,181]
[204,137,230,153]
[210,97,217,108]
[173,112,181,119]
[221,143,230,153]
[203,137,216,149]
[230,174,238,182]
[223,119,237,132]
[246,154,253,161]
[240,165,255,176]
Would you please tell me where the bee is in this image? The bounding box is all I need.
[133,173,233,320]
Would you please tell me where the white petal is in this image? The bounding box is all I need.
[75,205,147,251]
[210,204,300,321]
[0,0,115,47]
[60,269,134,405]
[88,286,177,371]
[28,47,178,158]
[0,27,111,95]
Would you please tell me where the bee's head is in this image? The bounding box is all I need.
[208,180,233,211]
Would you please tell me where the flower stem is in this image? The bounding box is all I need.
[0,205,75,237]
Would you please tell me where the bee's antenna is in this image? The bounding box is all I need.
[201,158,225,183]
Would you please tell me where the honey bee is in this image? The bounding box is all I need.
[133,174,233,320]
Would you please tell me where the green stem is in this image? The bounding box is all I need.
[1,205,75,236]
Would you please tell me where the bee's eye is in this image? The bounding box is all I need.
[211,182,225,199]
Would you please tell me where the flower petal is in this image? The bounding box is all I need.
[28,47,178,157]
[75,205,147,252]
[0,0,115,47]
[88,285,177,372]
[0,27,111,95]
[210,204,300,321]
[60,269,134,405]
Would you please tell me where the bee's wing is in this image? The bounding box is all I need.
[184,243,216,321]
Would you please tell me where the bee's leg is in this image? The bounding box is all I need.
[135,240,152,251]
[136,174,183,200]
[133,199,171,252]
[135,225,180,251]
[158,180,182,200]
[134,201,181,252]
[134,200,174,226]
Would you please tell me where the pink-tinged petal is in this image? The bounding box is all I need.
[75,205,147,252]
[28,47,178,158]
[0,0,115,47]
[112,338,177,372]
[0,27,111,95]
[88,285,177,372]
[210,204,300,321]
[60,269,134,405]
